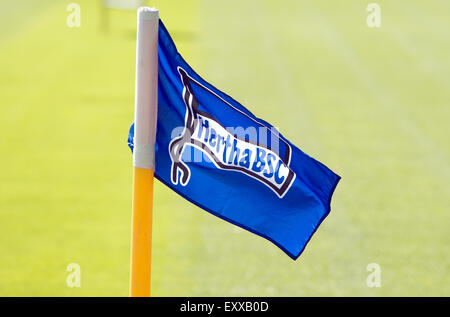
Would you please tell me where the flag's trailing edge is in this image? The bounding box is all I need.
[128,20,340,260]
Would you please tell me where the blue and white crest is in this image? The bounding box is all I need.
[169,67,296,198]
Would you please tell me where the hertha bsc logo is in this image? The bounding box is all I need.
[169,67,296,198]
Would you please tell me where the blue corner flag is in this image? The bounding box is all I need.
[128,20,340,260]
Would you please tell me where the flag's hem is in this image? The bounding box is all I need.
[154,173,340,260]
[297,173,341,259]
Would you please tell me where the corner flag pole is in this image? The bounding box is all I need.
[130,7,159,297]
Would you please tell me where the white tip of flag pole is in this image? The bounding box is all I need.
[133,7,159,170]
[137,7,159,20]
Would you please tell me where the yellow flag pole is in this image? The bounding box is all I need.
[130,7,159,297]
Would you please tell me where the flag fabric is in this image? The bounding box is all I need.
[128,20,340,260]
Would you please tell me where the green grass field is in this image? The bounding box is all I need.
[0,0,448,296]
